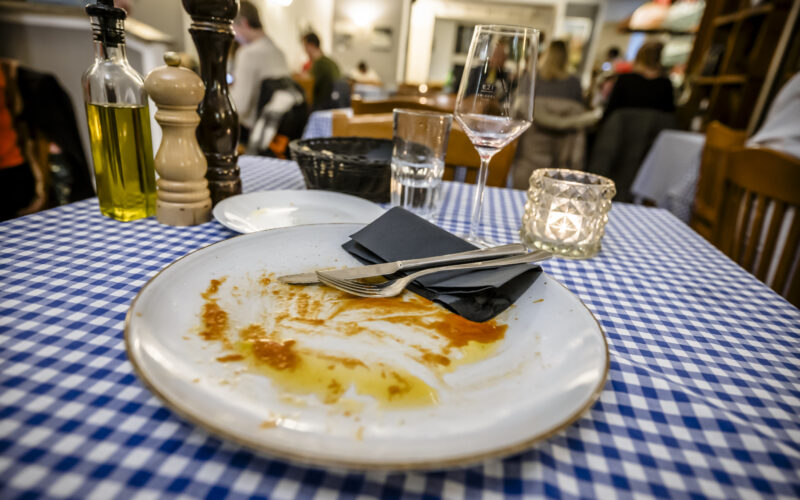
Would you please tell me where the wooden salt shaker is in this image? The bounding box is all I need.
[144,52,212,226]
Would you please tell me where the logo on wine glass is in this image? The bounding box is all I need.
[478,83,496,97]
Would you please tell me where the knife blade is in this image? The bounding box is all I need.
[277,243,528,284]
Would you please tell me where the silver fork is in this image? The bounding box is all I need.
[316,250,551,298]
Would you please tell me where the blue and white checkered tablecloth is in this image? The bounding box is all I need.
[1,156,799,499]
[302,110,337,139]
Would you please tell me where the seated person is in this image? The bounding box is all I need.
[748,72,800,159]
[301,32,341,110]
[231,1,290,139]
[348,61,381,85]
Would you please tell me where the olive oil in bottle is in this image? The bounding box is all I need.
[86,103,156,221]
[82,0,156,221]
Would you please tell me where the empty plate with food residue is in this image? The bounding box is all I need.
[126,223,607,469]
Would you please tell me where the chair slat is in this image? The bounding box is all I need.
[742,194,767,270]
[730,188,749,263]
[755,201,786,281]
[772,218,800,295]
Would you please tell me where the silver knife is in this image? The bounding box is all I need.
[278,244,528,284]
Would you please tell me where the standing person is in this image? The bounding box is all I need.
[301,32,340,110]
[231,1,290,138]
[535,40,583,103]
[602,41,675,119]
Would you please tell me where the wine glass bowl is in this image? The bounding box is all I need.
[454,24,539,246]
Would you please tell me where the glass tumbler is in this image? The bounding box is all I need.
[390,109,453,220]
[520,169,616,259]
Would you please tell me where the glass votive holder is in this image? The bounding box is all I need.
[520,169,616,259]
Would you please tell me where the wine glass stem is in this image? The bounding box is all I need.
[468,151,496,243]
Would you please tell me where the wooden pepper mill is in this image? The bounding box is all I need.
[144,52,212,226]
[182,0,241,205]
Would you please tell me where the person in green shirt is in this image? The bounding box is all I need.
[302,32,341,110]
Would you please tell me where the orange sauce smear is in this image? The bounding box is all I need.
[196,274,508,408]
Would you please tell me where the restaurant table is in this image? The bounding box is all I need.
[2,156,799,499]
[302,110,336,139]
[630,130,706,223]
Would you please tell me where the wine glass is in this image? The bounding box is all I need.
[454,25,539,246]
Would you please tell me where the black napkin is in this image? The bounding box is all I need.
[342,207,542,322]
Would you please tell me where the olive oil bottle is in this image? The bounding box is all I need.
[82,0,156,221]
[85,103,155,220]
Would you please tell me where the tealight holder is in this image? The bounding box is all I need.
[520,169,616,259]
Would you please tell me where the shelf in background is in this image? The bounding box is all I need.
[692,74,749,85]
[713,2,774,26]
[621,27,698,36]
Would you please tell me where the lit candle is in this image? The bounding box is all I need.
[521,169,616,259]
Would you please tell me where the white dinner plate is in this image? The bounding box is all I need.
[126,224,608,470]
[212,190,385,233]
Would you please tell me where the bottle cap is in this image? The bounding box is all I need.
[85,0,126,19]
[86,0,126,47]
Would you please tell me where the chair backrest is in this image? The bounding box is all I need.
[690,121,747,240]
[350,95,455,115]
[331,110,517,187]
[291,72,314,108]
[712,147,800,306]
[329,79,351,109]
[588,108,676,202]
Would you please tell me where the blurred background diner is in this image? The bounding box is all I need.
[0,0,798,300]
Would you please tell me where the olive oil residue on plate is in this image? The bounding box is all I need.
[196,273,508,408]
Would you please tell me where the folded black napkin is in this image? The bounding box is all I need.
[342,207,542,322]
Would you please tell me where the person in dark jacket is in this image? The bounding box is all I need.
[603,41,675,119]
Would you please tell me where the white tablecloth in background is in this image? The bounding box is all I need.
[631,130,705,222]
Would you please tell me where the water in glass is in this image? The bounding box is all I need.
[390,157,444,219]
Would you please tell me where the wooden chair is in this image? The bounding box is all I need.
[291,72,314,108]
[712,147,800,307]
[331,110,518,187]
[350,95,455,115]
[690,121,747,240]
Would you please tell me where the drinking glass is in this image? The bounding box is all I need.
[454,24,539,246]
[391,109,453,220]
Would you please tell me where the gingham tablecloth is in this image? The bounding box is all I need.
[302,110,337,139]
[1,157,799,499]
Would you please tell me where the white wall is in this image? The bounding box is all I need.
[258,0,334,73]
[406,0,556,84]
[330,0,406,84]
[130,0,184,50]
[427,18,458,83]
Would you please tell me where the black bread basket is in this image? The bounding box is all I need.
[289,137,392,203]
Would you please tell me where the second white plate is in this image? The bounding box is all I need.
[213,190,385,233]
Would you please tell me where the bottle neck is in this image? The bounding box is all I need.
[90,16,127,62]
[94,41,128,63]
